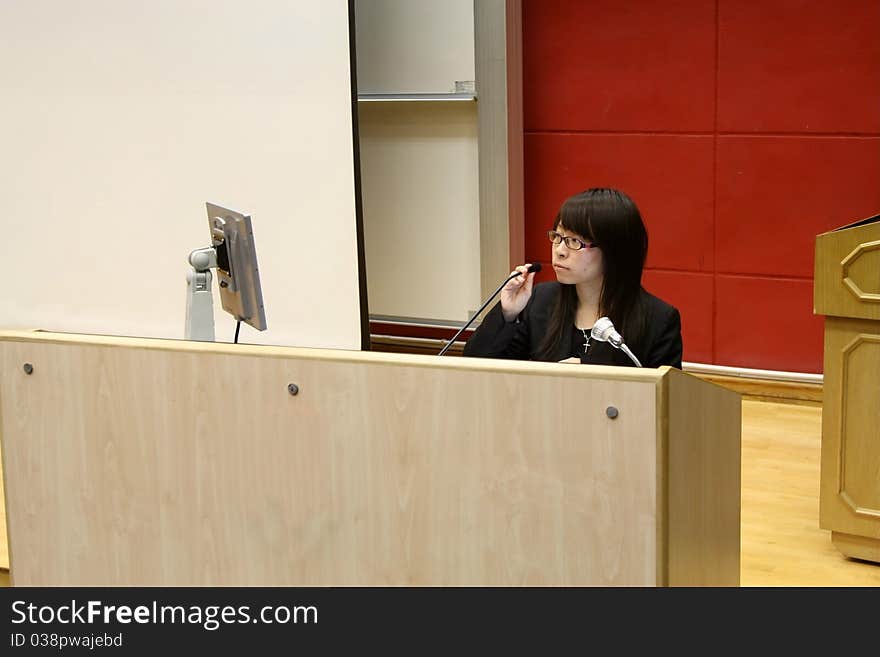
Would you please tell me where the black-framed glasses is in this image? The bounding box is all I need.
[547,230,598,250]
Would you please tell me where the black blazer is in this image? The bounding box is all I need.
[462,282,683,369]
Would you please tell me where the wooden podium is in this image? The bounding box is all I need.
[0,330,740,586]
[815,214,880,563]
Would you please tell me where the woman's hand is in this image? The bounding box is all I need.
[500,264,536,322]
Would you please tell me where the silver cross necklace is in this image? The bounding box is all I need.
[581,328,591,354]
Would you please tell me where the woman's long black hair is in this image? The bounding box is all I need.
[536,188,649,360]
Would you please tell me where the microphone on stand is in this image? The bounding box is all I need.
[591,317,643,367]
[438,263,542,356]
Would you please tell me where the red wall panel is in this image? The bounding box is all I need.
[523,0,716,132]
[715,276,823,372]
[718,0,880,133]
[716,136,880,277]
[520,0,880,372]
[642,270,714,364]
[524,134,715,271]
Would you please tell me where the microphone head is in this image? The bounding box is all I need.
[527,262,542,274]
[591,317,623,348]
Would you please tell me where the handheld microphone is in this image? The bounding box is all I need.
[590,317,643,367]
[438,263,542,356]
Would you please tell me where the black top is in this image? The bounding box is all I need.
[462,282,683,368]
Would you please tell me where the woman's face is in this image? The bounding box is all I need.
[550,224,604,286]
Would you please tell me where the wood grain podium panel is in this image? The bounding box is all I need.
[0,331,739,586]
[815,217,880,562]
[820,318,880,543]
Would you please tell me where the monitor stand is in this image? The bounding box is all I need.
[185,247,216,341]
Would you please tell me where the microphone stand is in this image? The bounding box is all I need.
[438,271,525,356]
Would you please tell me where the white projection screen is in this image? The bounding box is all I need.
[0,0,366,350]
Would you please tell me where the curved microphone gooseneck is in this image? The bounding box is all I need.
[590,317,643,367]
[438,263,542,356]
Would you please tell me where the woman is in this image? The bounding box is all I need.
[463,188,682,368]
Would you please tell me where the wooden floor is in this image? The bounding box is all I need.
[740,399,880,586]
[0,398,878,586]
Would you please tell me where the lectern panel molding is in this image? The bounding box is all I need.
[837,333,880,519]
[841,239,880,302]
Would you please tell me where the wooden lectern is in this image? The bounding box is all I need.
[0,330,740,586]
[815,214,880,563]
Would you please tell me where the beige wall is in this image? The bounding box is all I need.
[355,0,481,322]
[0,1,362,349]
[359,102,481,322]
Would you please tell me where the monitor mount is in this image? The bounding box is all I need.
[185,246,219,341]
